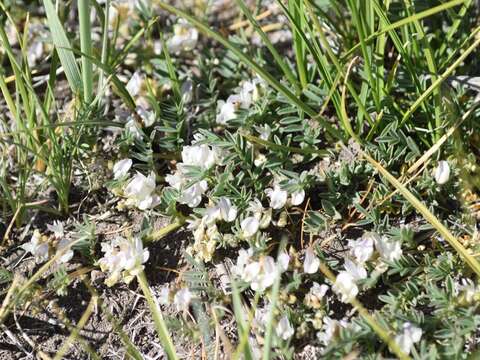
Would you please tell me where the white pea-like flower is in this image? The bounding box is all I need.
[348,235,374,263]
[238,80,259,108]
[113,158,132,180]
[304,247,320,274]
[173,288,193,311]
[276,316,294,340]
[216,96,238,125]
[178,180,208,208]
[395,322,422,354]
[136,105,156,128]
[22,230,49,264]
[434,160,450,185]
[56,238,74,264]
[217,197,238,222]
[249,256,277,292]
[241,217,260,238]
[47,220,64,239]
[98,236,150,286]
[181,144,218,170]
[317,317,348,345]
[124,171,160,210]
[375,235,402,262]
[126,71,143,97]
[290,188,305,206]
[332,271,358,303]
[277,250,290,273]
[158,284,170,305]
[232,248,254,277]
[253,124,271,141]
[167,19,199,53]
[265,184,288,209]
[125,118,142,139]
[343,258,367,281]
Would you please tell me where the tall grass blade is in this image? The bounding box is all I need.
[137,271,178,360]
[42,0,83,96]
[79,0,94,103]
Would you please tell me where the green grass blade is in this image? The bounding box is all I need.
[79,0,94,103]
[42,0,83,96]
[137,271,179,360]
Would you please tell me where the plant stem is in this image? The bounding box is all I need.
[79,0,93,103]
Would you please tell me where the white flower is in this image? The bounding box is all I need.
[457,278,480,304]
[22,230,49,264]
[27,41,44,66]
[343,258,367,281]
[304,247,320,274]
[232,248,254,277]
[124,171,160,210]
[395,322,422,355]
[253,306,269,331]
[136,105,156,127]
[250,256,276,292]
[216,97,238,124]
[277,250,290,273]
[56,238,74,263]
[310,282,329,299]
[348,235,374,263]
[178,180,208,208]
[234,251,280,292]
[317,317,344,346]
[276,316,294,340]
[332,271,358,303]
[217,197,238,222]
[47,220,64,239]
[181,144,217,170]
[265,184,288,209]
[238,81,258,108]
[305,282,329,309]
[167,19,199,53]
[125,118,142,139]
[241,217,260,238]
[254,153,267,167]
[248,199,264,220]
[113,158,132,179]
[165,170,185,190]
[173,288,193,311]
[375,235,402,262]
[434,160,450,185]
[290,189,305,206]
[158,284,170,305]
[181,80,193,103]
[98,236,149,286]
[126,71,143,97]
[253,124,271,141]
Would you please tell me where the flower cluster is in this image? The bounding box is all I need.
[167,19,199,54]
[21,221,75,265]
[216,78,265,125]
[232,248,289,292]
[98,236,149,286]
[112,158,160,210]
[331,232,402,303]
[165,136,225,208]
[157,284,194,312]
